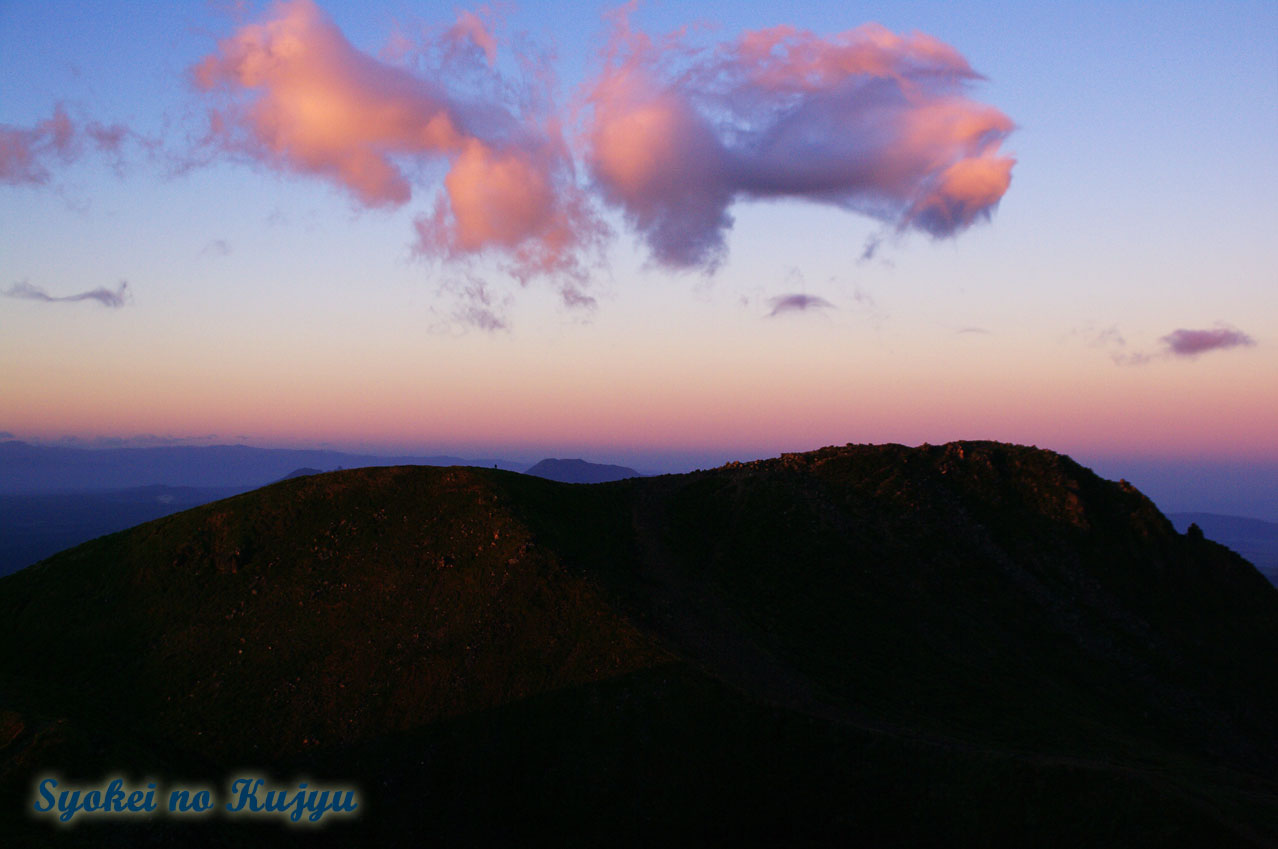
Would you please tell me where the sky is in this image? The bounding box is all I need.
[1,1,1275,512]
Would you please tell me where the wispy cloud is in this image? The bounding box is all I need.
[457,303,507,331]
[768,293,834,317]
[3,280,131,308]
[585,13,1015,270]
[0,104,139,185]
[0,106,77,185]
[859,235,883,263]
[202,238,232,256]
[431,274,512,333]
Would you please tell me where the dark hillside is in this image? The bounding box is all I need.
[1,443,1275,846]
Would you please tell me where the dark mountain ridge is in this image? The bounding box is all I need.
[1,441,1275,846]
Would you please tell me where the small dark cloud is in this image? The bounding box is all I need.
[1091,326,1125,349]
[1111,351,1152,366]
[1068,324,1133,363]
[559,285,597,310]
[768,294,835,317]
[438,275,509,332]
[1161,325,1255,358]
[202,239,231,256]
[4,280,130,308]
[956,326,991,336]
[85,121,137,175]
[0,431,15,439]
[849,284,875,309]
[85,122,128,152]
[458,304,507,331]
[859,235,882,263]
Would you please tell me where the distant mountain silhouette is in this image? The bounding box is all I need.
[276,467,325,482]
[525,457,640,483]
[0,440,524,493]
[1,441,1275,846]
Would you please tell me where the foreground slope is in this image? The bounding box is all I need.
[0,442,1275,847]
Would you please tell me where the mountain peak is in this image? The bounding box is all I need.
[524,457,640,483]
[1,441,1274,844]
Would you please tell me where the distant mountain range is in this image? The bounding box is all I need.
[2,441,1274,845]
[525,457,641,483]
[0,441,527,493]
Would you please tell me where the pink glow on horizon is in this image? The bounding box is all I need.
[6,343,1275,462]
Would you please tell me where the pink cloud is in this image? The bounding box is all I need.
[585,16,1015,269]
[194,0,599,286]
[190,4,1014,292]
[192,0,466,206]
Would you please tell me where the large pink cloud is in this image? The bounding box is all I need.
[194,0,598,283]
[585,17,1016,269]
[190,3,1015,289]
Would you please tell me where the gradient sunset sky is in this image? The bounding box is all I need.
[2,2,1275,503]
